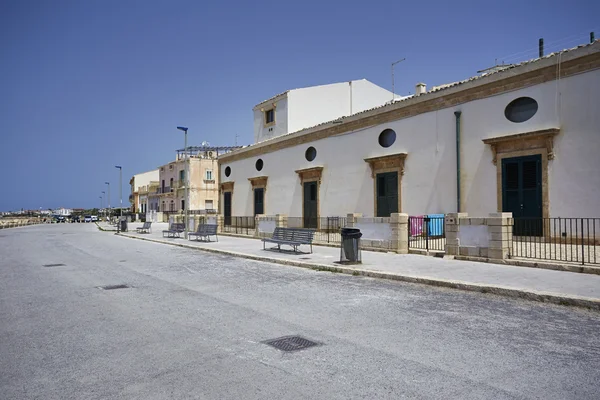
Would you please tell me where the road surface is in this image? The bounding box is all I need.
[1,223,599,399]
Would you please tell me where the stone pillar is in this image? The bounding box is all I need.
[217,215,224,233]
[445,212,468,256]
[390,213,409,254]
[487,212,513,260]
[255,214,265,238]
[275,214,288,228]
[346,213,363,228]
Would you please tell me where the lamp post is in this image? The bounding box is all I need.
[105,182,110,217]
[99,195,103,212]
[391,58,406,101]
[177,126,189,239]
[101,191,106,218]
[115,166,122,218]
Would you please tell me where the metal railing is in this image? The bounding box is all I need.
[222,216,256,235]
[287,216,347,244]
[510,217,600,265]
[408,215,446,251]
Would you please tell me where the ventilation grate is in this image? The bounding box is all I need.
[263,336,319,352]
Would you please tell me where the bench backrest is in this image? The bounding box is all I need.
[271,227,315,243]
[170,222,184,231]
[143,222,152,229]
[195,224,218,235]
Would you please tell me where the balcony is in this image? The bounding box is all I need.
[157,186,172,194]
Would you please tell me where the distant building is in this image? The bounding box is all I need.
[129,169,160,215]
[156,146,240,218]
[53,208,73,216]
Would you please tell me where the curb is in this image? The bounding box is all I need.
[115,232,600,311]
[455,255,600,276]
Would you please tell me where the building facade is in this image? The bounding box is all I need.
[157,150,220,214]
[253,79,401,144]
[129,169,160,214]
[218,42,600,227]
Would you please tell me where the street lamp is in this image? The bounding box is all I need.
[105,182,110,217]
[115,166,122,218]
[177,126,189,239]
[101,191,106,218]
[99,195,103,211]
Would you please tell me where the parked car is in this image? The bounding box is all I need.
[56,216,66,223]
[84,215,92,223]
[70,215,80,223]
[91,215,98,222]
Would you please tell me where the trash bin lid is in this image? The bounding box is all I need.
[341,228,360,235]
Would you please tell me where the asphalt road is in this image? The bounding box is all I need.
[1,224,600,400]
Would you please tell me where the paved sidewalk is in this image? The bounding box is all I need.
[110,222,600,309]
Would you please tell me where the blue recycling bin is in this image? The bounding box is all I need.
[427,214,445,237]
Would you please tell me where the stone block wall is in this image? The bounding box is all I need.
[445,212,513,260]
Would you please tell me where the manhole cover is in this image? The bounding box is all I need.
[263,336,319,352]
[43,263,65,267]
[99,284,131,290]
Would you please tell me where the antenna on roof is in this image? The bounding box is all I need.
[391,58,406,101]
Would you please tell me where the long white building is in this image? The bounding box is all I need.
[219,42,600,232]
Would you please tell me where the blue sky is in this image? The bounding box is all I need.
[1,0,598,211]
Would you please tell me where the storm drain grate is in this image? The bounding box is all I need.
[99,284,131,290]
[263,335,319,352]
[43,263,66,267]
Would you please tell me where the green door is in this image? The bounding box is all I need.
[254,188,264,216]
[303,181,318,228]
[376,172,398,217]
[502,155,542,236]
[223,192,232,226]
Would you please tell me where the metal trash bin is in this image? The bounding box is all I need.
[118,218,128,233]
[340,227,362,264]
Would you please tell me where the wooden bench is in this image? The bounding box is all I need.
[262,227,316,253]
[162,222,185,238]
[188,224,218,242]
[136,221,152,234]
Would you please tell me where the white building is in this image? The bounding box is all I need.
[218,42,600,233]
[129,169,159,215]
[253,79,400,144]
[53,208,73,216]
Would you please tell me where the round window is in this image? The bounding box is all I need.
[378,129,396,148]
[224,166,231,177]
[255,159,264,171]
[504,97,538,123]
[305,146,317,162]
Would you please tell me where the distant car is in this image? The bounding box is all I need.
[70,216,80,223]
[91,215,98,222]
[84,215,92,223]
[57,216,66,223]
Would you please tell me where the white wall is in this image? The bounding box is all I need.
[222,69,600,218]
[253,96,288,144]
[253,80,394,144]
[287,80,394,134]
[134,169,159,190]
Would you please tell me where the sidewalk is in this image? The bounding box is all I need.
[110,222,600,310]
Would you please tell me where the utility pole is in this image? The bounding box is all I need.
[105,182,110,217]
[177,126,189,239]
[391,58,406,101]
[115,166,122,218]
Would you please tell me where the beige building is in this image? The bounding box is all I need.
[157,146,240,214]
[129,169,160,214]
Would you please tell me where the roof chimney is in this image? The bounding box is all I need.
[415,83,427,96]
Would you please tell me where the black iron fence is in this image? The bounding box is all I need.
[287,216,347,244]
[222,216,256,236]
[408,215,446,251]
[510,217,600,265]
